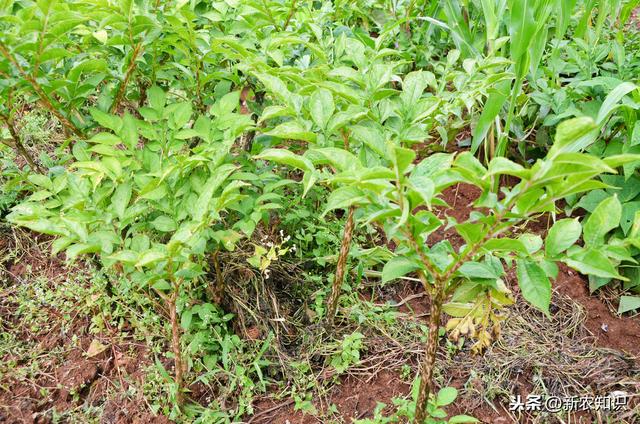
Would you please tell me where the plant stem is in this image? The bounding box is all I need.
[0,43,84,139]
[282,0,297,31]
[326,205,356,323]
[411,213,506,422]
[110,43,142,114]
[261,0,279,30]
[405,0,416,34]
[496,77,523,158]
[212,249,225,304]
[168,289,184,406]
[413,278,445,424]
[1,115,43,173]
[161,258,184,406]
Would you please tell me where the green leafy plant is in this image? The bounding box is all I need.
[7,86,269,407]
[543,81,640,312]
[3,0,640,421]
[354,383,477,424]
[330,331,364,374]
[257,115,640,422]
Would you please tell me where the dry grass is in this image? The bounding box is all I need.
[442,291,640,423]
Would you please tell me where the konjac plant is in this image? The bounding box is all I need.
[258,115,639,422]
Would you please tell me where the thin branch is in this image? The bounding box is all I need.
[110,42,143,114]
[282,0,297,31]
[32,6,51,78]
[0,114,44,173]
[0,42,84,138]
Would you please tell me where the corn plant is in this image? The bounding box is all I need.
[469,0,631,159]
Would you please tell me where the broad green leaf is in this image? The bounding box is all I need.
[62,217,88,242]
[442,302,474,317]
[120,113,137,149]
[596,82,638,125]
[309,147,359,171]
[322,186,366,216]
[545,218,581,257]
[193,164,236,221]
[152,280,172,290]
[482,238,528,254]
[603,154,640,169]
[136,249,166,267]
[516,259,551,316]
[167,102,192,129]
[89,133,122,146]
[412,154,454,178]
[486,157,529,178]
[382,257,421,283]
[90,108,122,132]
[583,195,621,247]
[217,91,241,115]
[548,117,598,157]
[458,261,500,279]
[471,79,510,154]
[256,149,315,172]
[139,183,167,201]
[392,146,416,175]
[519,234,543,254]
[151,215,176,232]
[148,86,166,111]
[565,249,625,280]
[310,88,334,129]
[401,71,429,105]
[253,72,291,103]
[16,219,67,236]
[93,29,108,44]
[435,387,458,407]
[181,309,193,330]
[266,121,317,143]
[621,202,640,235]
[351,125,386,158]
[259,105,295,123]
[327,107,368,133]
[66,243,101,259]
[618,296,640,314]
[409,176,435,207]
[107,250,138,264]
[302,171,318,197]
[28,174,53,190]
[449,415,479,423]
[453,152,487,186]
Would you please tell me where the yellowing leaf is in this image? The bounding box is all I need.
[86,339,108,358]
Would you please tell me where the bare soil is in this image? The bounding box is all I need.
[0,229,168,424]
